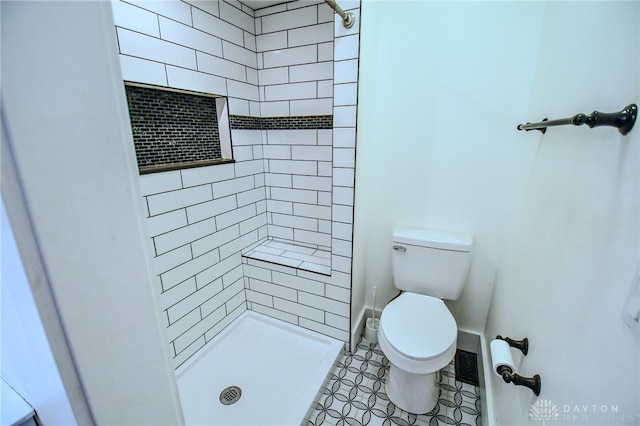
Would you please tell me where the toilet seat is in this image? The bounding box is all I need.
[378,292,457,374]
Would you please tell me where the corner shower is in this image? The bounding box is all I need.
[1,0,362,422]
[118,0,361,423]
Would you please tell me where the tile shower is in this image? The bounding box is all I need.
[112,0,360,368]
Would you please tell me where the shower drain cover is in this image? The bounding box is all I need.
[219,386,242,405]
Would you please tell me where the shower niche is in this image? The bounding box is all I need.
[124,83,234,174]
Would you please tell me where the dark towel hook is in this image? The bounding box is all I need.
[517,103,637,135]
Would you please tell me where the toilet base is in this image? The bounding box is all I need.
[385,364,439,414]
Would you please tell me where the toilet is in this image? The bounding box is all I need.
[378,227,473,414]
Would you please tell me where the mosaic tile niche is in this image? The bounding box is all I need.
[124,84,223,170]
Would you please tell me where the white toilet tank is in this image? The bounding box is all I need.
[392,227,473,300]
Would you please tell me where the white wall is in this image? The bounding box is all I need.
[355,1,545,333]
[1,201,77,425]
[357,1,639,424]
[1,2,182,424]
[484,2,639,425]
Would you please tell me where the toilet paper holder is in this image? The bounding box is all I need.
[495,335,528,355]
[493,335,540,396]
[496,365,541,397]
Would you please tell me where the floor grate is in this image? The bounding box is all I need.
[455,349,479,386]
[219,386,242,405]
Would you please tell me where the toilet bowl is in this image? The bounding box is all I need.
[378,292,457,413]
[378,227,472,414]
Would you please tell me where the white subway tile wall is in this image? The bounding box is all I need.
[331,2,359,305]
[264,127,333,250]
[115,0,255,112]
[113,0,360,367]
[140,151,264,367]
[256,2,333,116]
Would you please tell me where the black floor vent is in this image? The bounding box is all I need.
[455,349,479,386]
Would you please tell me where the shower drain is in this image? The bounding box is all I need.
[219,386,242,405]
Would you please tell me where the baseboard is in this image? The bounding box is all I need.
[479,334,495,426]
[456,329,495,426]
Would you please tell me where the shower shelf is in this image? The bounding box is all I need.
[242,238,331,276]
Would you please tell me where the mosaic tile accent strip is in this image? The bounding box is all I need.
[125,84,221,168]
[304,340,482,426]
[230,115,333,130]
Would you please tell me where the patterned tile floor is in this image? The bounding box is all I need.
[304,340,481,426]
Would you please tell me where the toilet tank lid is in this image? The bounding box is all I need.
[393,227,473,251]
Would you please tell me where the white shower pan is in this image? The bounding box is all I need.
[176,311,343,425]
